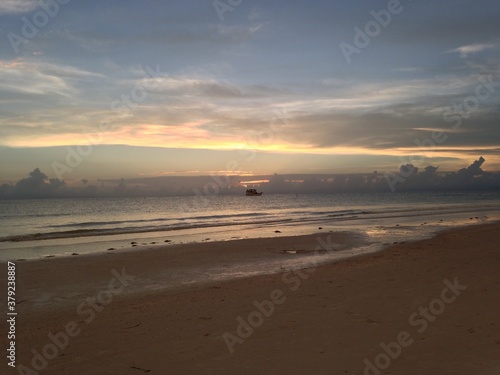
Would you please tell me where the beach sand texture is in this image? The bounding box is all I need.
[4,222,500,375]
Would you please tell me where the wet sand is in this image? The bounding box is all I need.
[3,222,500,374]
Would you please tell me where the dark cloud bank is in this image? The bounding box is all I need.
[1,157,499,199]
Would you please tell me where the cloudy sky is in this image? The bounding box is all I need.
[1,0,499,183]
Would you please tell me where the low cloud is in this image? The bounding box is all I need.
[1,158,499,199]
[1,168,66,198]
[0,0,39,14]
[447,43,497,58]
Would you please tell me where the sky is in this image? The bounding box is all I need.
[1,0,499,185]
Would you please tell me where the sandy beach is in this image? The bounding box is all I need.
[3,222,500,375]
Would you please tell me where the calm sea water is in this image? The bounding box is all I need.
[1,191,499,239]
[0,191,499,260]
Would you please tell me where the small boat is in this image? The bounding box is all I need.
[245,189,262,196]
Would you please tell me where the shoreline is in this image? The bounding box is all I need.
[1,205,497,262]
[7,230,374,312]
[2,222,500,374]
[2,219,498,306]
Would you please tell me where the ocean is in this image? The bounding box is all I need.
[1,191,499,261]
